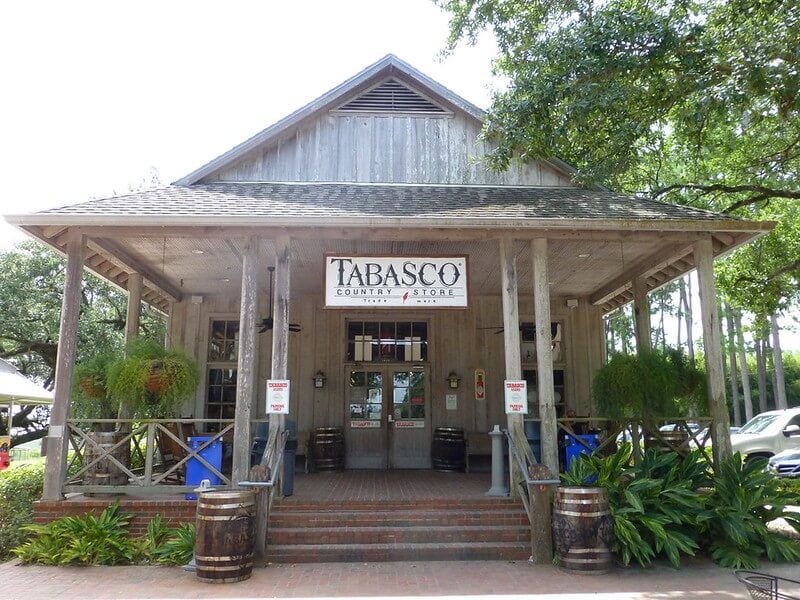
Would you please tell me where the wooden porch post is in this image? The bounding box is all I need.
[532,238,559,475]
[270,236,291,431]
[43,231,85,500]
[694,238,731,469]
[232,237,260,485]
[632,276,651,352]
[117,272,143,427]
[499,239,534,496]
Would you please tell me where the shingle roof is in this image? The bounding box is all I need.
[35,182,738,224]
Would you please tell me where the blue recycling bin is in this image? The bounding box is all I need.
[185,436,223,500]
[565,433,599,471]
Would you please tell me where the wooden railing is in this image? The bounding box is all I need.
[64,418,236,496]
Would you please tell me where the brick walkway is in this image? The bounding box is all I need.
[2,557,799,599]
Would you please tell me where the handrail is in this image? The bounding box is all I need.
[503,428,559,523]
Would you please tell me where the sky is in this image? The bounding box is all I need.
[0,0,797,350]
[0,0,498,243]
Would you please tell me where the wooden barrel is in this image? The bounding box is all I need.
[552,486,613,573]
[83,431,130,488]
[195,490,256,583]
[310,427,344,471]
[431,427,466,472]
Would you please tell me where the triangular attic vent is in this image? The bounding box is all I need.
[335,79,449,115]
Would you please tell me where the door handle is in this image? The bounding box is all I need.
[388,414,394,424]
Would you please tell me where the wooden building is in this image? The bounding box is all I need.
[6,55,770,510]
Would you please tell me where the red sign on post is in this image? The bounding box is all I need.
[504,380,527,414]
[266,379,290,414]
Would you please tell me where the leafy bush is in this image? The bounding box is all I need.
[562,444,707,568]
[13,503,195,566]
[0,464,44,561]
[563,447,800,569]
[152,522,195,565]
[698,454,800,568]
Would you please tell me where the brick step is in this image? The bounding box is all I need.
[269,510,528,528]
[268,524,529,545]
[273,499,522,511]
[265,541,531,563]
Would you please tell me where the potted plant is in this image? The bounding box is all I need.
[72,353,121,432]
[552,451,616,573]
[107,338,200,420]
[592,348,708,452]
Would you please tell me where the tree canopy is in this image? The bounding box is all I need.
[439,0,800,318]
[0,241,165,445]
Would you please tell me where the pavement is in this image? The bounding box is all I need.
[2,557,800,600]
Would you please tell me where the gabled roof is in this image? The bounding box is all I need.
[174,54,487,186]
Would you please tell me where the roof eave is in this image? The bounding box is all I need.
[5,213,776,234]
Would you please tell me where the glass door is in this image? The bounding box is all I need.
[346,366,430,469]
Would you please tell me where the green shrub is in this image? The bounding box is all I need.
[563,447,800,569]
[14,503,137,565]
[0,463,44,561]
[152,522,195,565]
[698,454,800,568]
[13,503,195,566]
[563,444,708,568]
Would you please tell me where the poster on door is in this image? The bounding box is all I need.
[504,380,527,414]
[266,379,290,414]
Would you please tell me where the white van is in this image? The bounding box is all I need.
[730,407,800,462]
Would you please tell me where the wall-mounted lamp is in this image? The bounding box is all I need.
[447,371,461,389]
[312,370,327,389]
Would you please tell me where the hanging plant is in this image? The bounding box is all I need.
[107,339,200,419]
[71,353,122,430]
[592,348,708,424]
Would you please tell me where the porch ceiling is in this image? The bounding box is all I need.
[16,224,760,314]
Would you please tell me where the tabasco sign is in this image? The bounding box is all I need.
[325,256,468,308]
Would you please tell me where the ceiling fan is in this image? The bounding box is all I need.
[258,266,301,333]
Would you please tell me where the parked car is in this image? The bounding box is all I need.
[730,407,800,463]
[768,448,800,478]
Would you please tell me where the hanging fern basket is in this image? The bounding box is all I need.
[143,361,168,393]
[79,377,107,399]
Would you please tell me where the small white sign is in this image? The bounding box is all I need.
[266,379,290,414]
[504,380,528,414]
[446,394,458,411]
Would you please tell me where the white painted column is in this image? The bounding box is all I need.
[232,237,260,485]
[43,232,85,500]
[694,238,731,468]
[532,238,559,475]
[632,276,651,352]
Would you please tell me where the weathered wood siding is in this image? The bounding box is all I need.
[203,113,572,186]
[169,292,605,449]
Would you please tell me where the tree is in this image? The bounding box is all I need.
[439,0,799,303]
[0,241,165,446]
